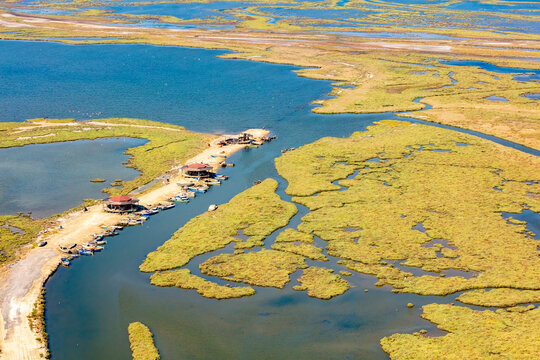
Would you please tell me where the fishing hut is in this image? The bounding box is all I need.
[103,195,139,213]
[181,163,214,179]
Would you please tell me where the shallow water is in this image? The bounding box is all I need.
[0,40,534,359]
[0,138,145,218]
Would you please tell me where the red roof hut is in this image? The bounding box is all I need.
[103,195,139,213]
[181,163,214,179]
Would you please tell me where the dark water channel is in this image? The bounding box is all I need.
[0,40,537,359]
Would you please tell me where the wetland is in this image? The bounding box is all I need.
[0,0,538,359]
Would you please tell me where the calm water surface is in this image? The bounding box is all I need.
[0,138,145,218]
[0,40,534,359]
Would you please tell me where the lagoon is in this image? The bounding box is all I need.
[0,138,145,218]
[0,40,534,358]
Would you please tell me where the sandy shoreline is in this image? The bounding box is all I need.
[0,128,269,360]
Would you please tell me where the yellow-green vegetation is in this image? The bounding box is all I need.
[199,249,306,288]
[90,178,106,183]
[0,118,213,196]
[294,266,349,300]
[140,179,297,272]
[128,322,160,360]
[457,288,540,308]
[27,288,49,359]
[275,120,540,297]
[0,214,51,263]
[380,304,540,359]
[275,228,314,243]
[271,242,327,261]
[150,269,255,299]
[0,5,538,149]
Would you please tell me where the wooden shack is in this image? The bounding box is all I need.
[181,163,214,179]
[103,195,139,213]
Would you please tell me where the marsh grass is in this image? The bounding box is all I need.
[200,249,306,288]
[275,121,540,297]
[140,179,298,272]
[150,269,255,299]
[381,304,540,359]
[128,322,160,360]
[295,266,349,300]
[0,118,214,196]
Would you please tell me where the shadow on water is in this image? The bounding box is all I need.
[0,40,527,359]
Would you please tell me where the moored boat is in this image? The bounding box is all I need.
[159,203,175,210]
[208,204,218,211]
[61,258,70,267]
[78,249,93,256]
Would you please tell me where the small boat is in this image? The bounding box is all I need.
[58,245,71,253]
[254,180,262,185]
[140,209,159,216]
[78,249,93,256]
[215,174,228,181]
[61,258,70,267]
[160,203,175,210]
[82,242,96,250]
[171,197,189,203]
[58,243,77,254]
[205,179,221,186]
[93,235,104,241]
[102,230,118,237]
[37,241,47,247]
[177,179,195,187]
[94,240,107,245]
[119,219,130,225]
[208,204,218,211]
[93,246,104,252]
[180,191,195,198]
[281,147,295,153]
[188,185,208,193]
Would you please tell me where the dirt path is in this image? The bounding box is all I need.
[0,128,268,360]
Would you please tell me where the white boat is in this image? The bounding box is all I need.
[208,204,218,211]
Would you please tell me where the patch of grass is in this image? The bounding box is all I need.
[200,249,306,288]
[27,288,49,359]
[275,121,540,297]
[0,214,52,263]
[0,118,214,196]
[150,269,255,299]
[140,179,297,272]
[457,288,540,308]
[380,304,540,359]
[128,322,160,360]
[275,228,314,243]
[294,266,349,300]
[90,178,106,183]
[271,242,327,261]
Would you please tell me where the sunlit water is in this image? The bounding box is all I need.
[0,138,145,218]
[0,40,536,358]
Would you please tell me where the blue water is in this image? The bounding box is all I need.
[524,93,540,100]
[440,60,540,74]
[0,138,145,218]
[485,95,508,102]
[0,40,534,359]
[107,1,247,20]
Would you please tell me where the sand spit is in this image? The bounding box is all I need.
[0,128,269,360]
